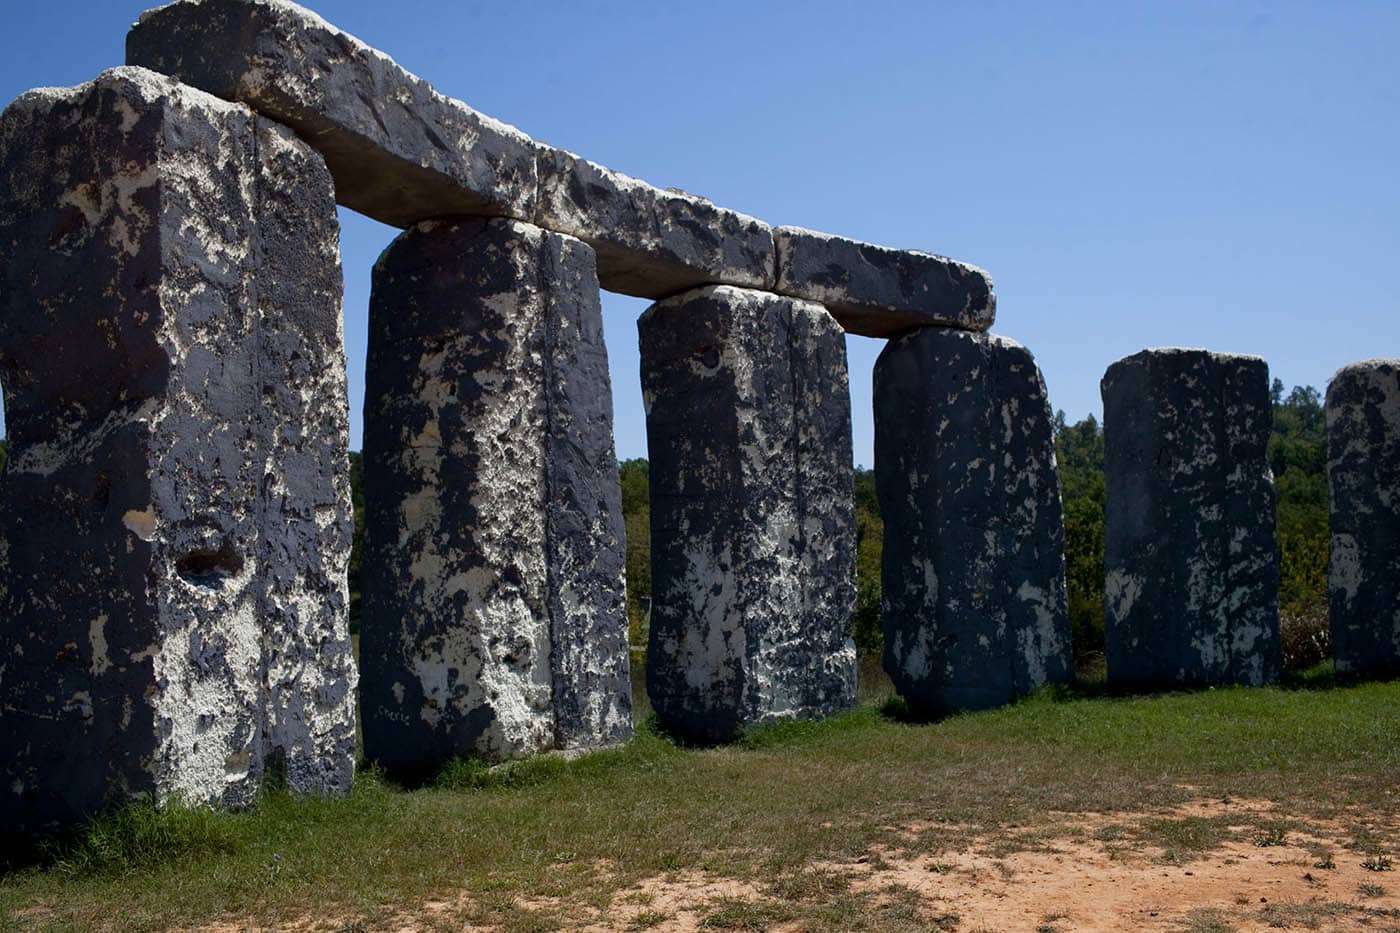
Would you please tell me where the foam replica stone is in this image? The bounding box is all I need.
[1102,349,1280,689]
[639,285,857,742]
[774,227,996,338]
[1326,360,1400,678]
[127,0,537,228]
[873,330,1071,715]
[536,148,776,299]
[0,67,355,839]
[360,218,631,780]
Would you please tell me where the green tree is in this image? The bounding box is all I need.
[1268,385,1328,616]
[1054,411,1106,663]
[617,458,651,644]
[851,468,884,656]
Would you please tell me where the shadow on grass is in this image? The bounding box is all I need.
[873,658,1395,726]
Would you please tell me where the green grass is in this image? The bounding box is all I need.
[1,674,1396,931]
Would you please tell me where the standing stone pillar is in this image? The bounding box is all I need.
[360,218,631,780]
[1102,348,1280,688]
[874,330,1071,715]
[640,285,857,742]
[0,67,355,838]
[1326,360,1400,677]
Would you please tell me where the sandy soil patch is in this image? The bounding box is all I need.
[190,797,1398,932]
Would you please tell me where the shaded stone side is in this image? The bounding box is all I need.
[1102,348,1280,689]
[1326,360,1400,678]
[640,285,857,743]
[0,67,354,839]
[360,218,630,781]
[539,233,633,751]
[127,0,536,228]
[536,148,775,300]
[873,330,1071,715]
[252,118,357,794]
[774,227,996,338]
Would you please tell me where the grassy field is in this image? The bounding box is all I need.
[1,664,1397,932]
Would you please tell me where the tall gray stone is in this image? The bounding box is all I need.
[640,285,857,742]
[874,330,1071,716]
[0,67,355,840]
[1326,360,1400,677]
[360,218,631,781]
[1102,348,1280,689]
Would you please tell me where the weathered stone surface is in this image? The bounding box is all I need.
[774,226,996,338]
[640,285,857,742]
[0,67,355,839]
[1102,348,1280,689]
[536,148,775,299]
[873,330,1071,715]
[360,218,631,781]
[127,0,536,228]
[1326,360,1400,678]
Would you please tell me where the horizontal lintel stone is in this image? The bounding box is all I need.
[126,0,779,300]
[126,0,538,226]
[774,226,996,337]
[535,148,776,299]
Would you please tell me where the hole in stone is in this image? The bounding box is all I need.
[176,543,245,586]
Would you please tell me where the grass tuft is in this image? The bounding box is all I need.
[47,796,243,877]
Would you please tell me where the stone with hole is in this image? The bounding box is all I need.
[0,67,355,840]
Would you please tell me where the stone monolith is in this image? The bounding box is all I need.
[874,329,1071,715]
[640,285,857,742]
[359,218,631,781]
[1102,348,1280,688]
[1326,360,1400,677]
[0,67,355,839]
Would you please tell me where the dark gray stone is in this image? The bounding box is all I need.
[0,67,355,840]
[127,0,537,228]
[536,148,775,299]
[1326,360,1400,678]
[1102,348,1280,689]
[360,218,631,781]
[640,285,857,743]
[774,226,996,338]
[873,330,1071,715]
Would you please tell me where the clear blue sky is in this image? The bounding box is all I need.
[3,1,1397,466]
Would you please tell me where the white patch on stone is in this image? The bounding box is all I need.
[1329,533,1361,608]
[122,507,157,542]
[88,614,110,676]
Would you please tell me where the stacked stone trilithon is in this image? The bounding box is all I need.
[0,68,356,839]
[1326,360,1400,678]
[0,0,1048,824]
[1102,349,1281,689]
[639,286,858,741]
[874,330,1073,715]
[360,218,632,779]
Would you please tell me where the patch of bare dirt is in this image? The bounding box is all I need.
[820,798,1400,933]
[191,797,1399,932]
